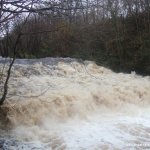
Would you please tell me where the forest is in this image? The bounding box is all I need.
[0,0,150,75]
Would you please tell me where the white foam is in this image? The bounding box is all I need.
[0,58,150,149]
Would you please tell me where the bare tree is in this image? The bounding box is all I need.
[0,0,84,105]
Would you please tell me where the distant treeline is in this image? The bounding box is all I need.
[0,0,150,75]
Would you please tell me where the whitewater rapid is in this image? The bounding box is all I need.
[0,57,150,150]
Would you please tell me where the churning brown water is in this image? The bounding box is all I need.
[0,58,150,150]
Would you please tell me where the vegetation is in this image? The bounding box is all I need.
[1,0,150,75]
